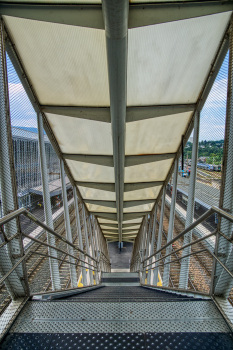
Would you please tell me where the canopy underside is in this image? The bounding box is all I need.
[3,2,232,242]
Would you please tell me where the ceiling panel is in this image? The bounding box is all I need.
[123,203,154,213]
[126,112,192,155]
[124,186,162,201]
[127,12,231,106]
[66,160,114,183]
[86,203,117,213]
[4,16,109,106]
[78,187,116,201]
[46,113,113,155]
[124,159,173,183]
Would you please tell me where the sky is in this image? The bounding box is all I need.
[6,51,229,142]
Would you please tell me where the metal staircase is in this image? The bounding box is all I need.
[1,272,233,350]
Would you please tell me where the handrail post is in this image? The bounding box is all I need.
[37,112,61,290]
[153,186,166,286]
[179,111,200,289]
[82,204,93,285]
[148,205,158,285]
[73,187,87,286]
[163,158,178,286]
[60,159,77,288]
[88,215,98,284]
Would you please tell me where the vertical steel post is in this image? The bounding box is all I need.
[179,112,200,289]
[148,204,158,285]
[214,16,233,297]
[82,204,94,285]
[153,186,166,286]
[163,158,178,287]
[143,214,153,283]
[88,215,97,283]
[0,21,26,298]
[37,112,61,290]
[73,187,87,286]
[60,159,77,288]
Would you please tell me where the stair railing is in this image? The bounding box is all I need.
[130,206,233,297]
[0,207,106,298]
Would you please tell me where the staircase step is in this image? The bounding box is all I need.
[3,332,233,350]
[54,286,205,302]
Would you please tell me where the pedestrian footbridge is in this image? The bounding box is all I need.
[1,0,233,349]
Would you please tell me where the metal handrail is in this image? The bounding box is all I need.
[144,230,216,270]
[0,207,98,263]
[142,206,233,264]
[0,208,111,287]
[130,205,233,288]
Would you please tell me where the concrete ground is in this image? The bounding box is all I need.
[108,242,133,272]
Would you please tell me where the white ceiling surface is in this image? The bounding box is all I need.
[3,16,110,106]
[46,113,113,155]
[4,11,231,240]
[86,203,117,213]
[123,203,154,213]
[124,186,162,201]
[124,159,173,183]
[78,187,116,201]
[126,112,192,155]
[127,12,231,106]
[66,160,115,183]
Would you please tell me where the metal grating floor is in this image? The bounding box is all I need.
[2,332,233,350]
[8,300,230,333]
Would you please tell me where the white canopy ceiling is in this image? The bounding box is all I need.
[3,2,232,242]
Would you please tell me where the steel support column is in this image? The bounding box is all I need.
[163,158,179,287]
[153,186,166,286]
[73,187,87,287]
[37,112,61,290]
[179,111,200,289]
[0,21,26,298]
[214,16,233,297]
[60,160,77,288]
[102,0,128,245]
[88,215,98,284]
[147,204,158,285]
[82,204,94,285]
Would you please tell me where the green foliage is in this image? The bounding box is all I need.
[184,140,223,165]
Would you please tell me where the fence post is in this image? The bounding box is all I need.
[179,111,200,289]
[60,159,77,288]
[37,112,61,290]
[163,158,178,287]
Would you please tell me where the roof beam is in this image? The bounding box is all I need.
[64,154,174,167]
[1,2,232,29]
[123,199,155,208]
[76,182,115,192]
[0,4,105,29]
[125,153,175,167]
[126,104,195,123]
[42,104,194,123]
[84,200,116,208]
[102,0,128,244]
[42,106,111,123]
[123,212,149,221]
[90,212,117,220]
[124,181,163,192]
[64,154,114,167]
[128,1,233,28]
